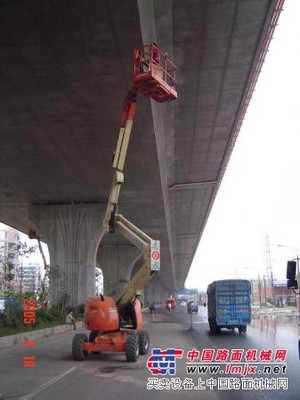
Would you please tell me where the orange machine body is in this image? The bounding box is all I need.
[83,295,143,353]
[133,296,143,331]
[83,330,130,353]
[84,295,119,332]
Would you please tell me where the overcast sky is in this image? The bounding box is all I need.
[186,0,300,292]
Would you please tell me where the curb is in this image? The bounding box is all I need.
[0,321,83,350]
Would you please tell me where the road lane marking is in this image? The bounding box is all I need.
[19,366,77,400]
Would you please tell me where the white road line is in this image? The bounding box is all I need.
[19,366,77,400]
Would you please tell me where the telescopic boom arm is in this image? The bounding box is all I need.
[103,88,138,234]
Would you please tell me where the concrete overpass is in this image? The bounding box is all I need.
[0,0,284,305]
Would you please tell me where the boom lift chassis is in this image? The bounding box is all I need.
[72,43,177,362]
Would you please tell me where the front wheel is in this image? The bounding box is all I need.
[138,330,150,355]
[72,333,88,361]
[209,325,221,334]
[126,334,139,362]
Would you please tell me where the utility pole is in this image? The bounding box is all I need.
[265,234,274,286]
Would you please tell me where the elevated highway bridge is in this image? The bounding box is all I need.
[0,0,284,305]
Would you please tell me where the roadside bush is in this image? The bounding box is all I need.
[35,308,51,322]
[45,307,64,322]
[1,299,84,335]
[0,312,9,328]
[75,303,85,319]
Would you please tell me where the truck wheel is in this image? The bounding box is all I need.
[72,333,88,361]
[238,326,247,334]
[138,330,149,355]
[210,325,220,334]
[126,333,139,362]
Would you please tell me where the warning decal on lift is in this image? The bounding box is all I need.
[151,240,160,271]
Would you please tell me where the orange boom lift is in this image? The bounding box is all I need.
[72,44,177,362]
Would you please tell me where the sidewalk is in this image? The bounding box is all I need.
[0,322,83,350]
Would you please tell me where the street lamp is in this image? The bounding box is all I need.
[276,244,300,322]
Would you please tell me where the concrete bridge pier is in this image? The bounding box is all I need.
[34,203,105,306]
[97,245,141,298]
[144,277,170,305]
[33,203,168,307]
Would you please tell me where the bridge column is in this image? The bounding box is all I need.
[35,204,105,306]
[144,278,169,305]
[97,245,140,298]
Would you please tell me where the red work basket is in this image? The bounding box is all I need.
[132,43,177,103]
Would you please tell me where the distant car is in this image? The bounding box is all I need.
[180,300,187,306]
[166,299,176,309]
[187,301,198,313]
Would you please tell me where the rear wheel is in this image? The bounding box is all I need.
[238,326,247,334]
[137,330,149,355]
[72,333,88,361]
[126,333,139,362]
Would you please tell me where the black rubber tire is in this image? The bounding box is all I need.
[125,333,139,362]
[72,333,88,361]
[210,325,221,334]
[137,330,150,355]
[238,326,247,334]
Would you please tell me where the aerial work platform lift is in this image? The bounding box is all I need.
[72,43,177,362]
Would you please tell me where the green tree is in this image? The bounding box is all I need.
[0,241,37,325]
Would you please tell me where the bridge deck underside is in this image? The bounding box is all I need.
[0,0,281,292]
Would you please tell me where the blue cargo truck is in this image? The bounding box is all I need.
[207,279,251,334]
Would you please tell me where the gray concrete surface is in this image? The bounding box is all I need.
[0,322,83,350]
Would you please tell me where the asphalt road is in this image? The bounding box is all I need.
[187,306,300,400]
[0,305,299,400]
